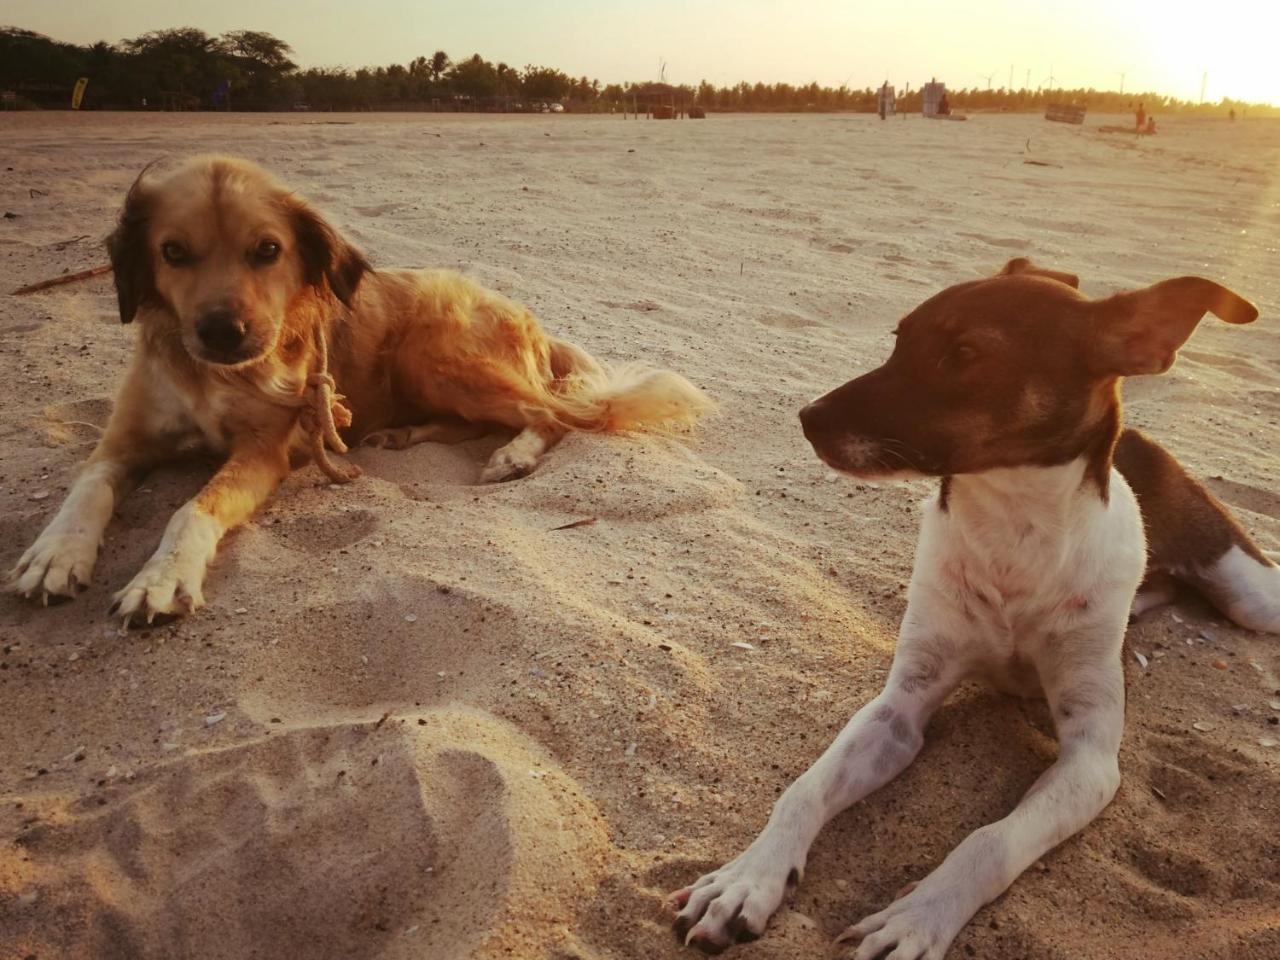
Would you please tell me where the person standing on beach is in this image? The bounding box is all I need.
[1136,101,1146,130]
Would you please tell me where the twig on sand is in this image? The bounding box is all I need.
[49,234,91,249]
[374,710,392,729]
[12,264,112,295]
[549,517,598,531]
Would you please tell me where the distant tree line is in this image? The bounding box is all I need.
[2,25,1274,116]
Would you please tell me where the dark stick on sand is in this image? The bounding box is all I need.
[549,517,598,531]
[12,264,112,295]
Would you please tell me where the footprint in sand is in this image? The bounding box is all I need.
[1,709,608,960]
[1204,477,1280,521]
[353,202,405,218]
[957,231,1029,250]
[1123,835,1218,897]
[512,434,744,522]
[598,299,664,313]
[270,507,380,553]
[808,235,859,254]
[1179,350,1280,387]
[756,311,822,330]
[1135,733,1280,891]
[39,396,112,445]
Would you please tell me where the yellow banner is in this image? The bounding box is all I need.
[71,77,88,110]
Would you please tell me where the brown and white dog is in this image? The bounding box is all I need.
[673,259,1277,958]
[9,156,710,624]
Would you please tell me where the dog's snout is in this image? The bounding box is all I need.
[195,306,247,354]
[799,399,829,443]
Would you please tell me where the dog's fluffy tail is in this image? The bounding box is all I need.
[528,340,714,434]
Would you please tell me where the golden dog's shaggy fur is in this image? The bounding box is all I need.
[10,155,711,623]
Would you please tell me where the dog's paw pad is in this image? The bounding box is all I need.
[480,452,537,483]
[362,428,412,450]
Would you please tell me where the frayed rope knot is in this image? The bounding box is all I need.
[299,327,362,484]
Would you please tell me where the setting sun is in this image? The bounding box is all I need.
[4,0,1279,103]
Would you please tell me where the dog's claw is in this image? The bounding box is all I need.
[685,931,729,956]
[731,916,760,944]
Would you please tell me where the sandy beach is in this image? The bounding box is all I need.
[1,110,1278,960]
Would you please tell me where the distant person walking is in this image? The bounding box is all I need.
[1136,101,1146,131]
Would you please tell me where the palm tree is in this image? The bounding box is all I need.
[496,61,515,97]
[429,50,450,82]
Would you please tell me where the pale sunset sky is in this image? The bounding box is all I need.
[6,0,1279,103]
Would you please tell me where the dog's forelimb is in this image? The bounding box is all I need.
[672,637,959,950]
[10,457,139,600]
[9,373,161,600]
[769,639,959,864]
[839,656,1123,959]
[111,441,289,623]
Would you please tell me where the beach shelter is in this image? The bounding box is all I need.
[921,80,946,118]
[877,82,896,119]
[625,82,686,119]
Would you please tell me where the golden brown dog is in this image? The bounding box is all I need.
[10,155,711,623]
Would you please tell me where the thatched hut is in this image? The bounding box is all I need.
[625,82,689,119]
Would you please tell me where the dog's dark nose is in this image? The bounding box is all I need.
[799,400,827,443]
[195,306,247,355]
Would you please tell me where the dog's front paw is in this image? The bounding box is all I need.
[111,555,207,626]
[9,529,98,603]
[671,850,797,953]
[480,447,538,483]
[835,880,966,960]
[110,505,219,626]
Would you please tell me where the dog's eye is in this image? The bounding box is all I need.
[254,239,281,263]
[161,242,189,266]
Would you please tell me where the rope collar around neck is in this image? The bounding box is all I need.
[298,323,362,484]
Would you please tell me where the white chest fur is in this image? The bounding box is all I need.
[138,355,305,455]
[904,460,1147,695]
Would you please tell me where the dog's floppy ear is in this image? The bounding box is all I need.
[288,198,370,308]
[105,171,156,323]
[1090,277,1257,376]
[998,257,1080,289]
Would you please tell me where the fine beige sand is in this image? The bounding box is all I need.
[1,111,1278,960]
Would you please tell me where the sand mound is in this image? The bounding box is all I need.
[2,112,1278,960]
[1,708,609,960]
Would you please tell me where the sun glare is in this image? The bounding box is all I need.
[1137,1,1280,105]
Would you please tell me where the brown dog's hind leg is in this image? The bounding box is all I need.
[481,424,567,483]
[1116,429,1280,632]
[363,418,487,451]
